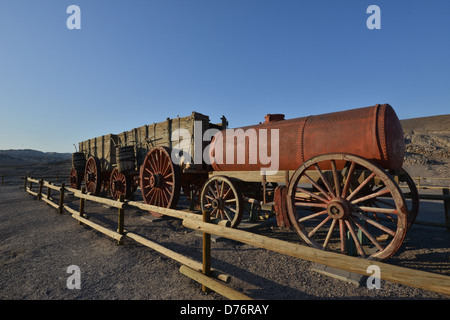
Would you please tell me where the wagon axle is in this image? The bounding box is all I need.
[327,198,351,220]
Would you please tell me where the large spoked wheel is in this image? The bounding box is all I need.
[287,153,408,261]
[110,168,131,200]
[84,156,102,195]
[69,167,83,190]
[139,147,181,216]
[397,168,419,229]
[200,176,244,228]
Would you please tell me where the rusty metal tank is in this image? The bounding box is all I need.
[208,104,405,171]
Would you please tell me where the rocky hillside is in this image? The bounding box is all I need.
[0,149,71,166]
[401,114,450,181]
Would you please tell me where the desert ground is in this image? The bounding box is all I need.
[0,115,449,305]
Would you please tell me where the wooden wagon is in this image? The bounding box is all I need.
[69,104,420,261]
[69,112,227,212]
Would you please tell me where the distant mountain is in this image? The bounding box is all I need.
[0,149,71,166]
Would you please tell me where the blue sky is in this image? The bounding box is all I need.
[0,0,449,153]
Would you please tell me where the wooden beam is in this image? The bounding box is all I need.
[179,265,252,300]
[182,218,450,296]
[71,213,123,242]
[124,231,230,283]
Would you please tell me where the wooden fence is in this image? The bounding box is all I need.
[22,176,450,298]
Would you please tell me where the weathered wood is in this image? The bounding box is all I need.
[179,265,252,300]
[71,213,123,242]
[43,181,63,191]
[26,188,38,197]
[38,179,44,201]
[125,200,200,220]
[78,187,86,226]
[202,211,211,292]
[72,190,125,209]
[41,196,59,209]
[117,195,125,245]
[182,218,450,296]
[124,231,230,283]
[63,204,79,216]
[59,183,65,214]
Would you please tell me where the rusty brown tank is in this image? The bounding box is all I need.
[208,104,405,172]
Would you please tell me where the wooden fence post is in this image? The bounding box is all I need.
[38,179,44,201]
[58,183,65,215]
[202,210,211,293]
[47,182,52,201]
[79,187,86,225]
[443,188,449,232]
[117,194,125,245]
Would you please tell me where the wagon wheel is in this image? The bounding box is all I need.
[84,156,102,195]
[200,176,244,228]
[139,147,181,216]
[287,153,408,261]
[181,173,208,210]
[110,168,131,200]
[398,168,419,229]
[69,167,83,190]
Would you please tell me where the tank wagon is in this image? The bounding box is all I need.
[69,104,419,260]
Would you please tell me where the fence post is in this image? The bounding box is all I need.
[443,188,450,232]
[117,194,125,245]
[59,183,65,215]
[202,210,211,293]
[38,179,44,201]
[47,182,52,201]
[79,187,86,225]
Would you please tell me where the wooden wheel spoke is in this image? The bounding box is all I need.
[346,172,376,201]
[345,220,366,257]
[304,173,332,201]
[341,161,356,198]
[308,216,331,238]
[351,211,396,237]
[357,205,397,215]
[294,201,327,209]
[330,160,341,198]
[313,164,334,198]
[351,217,384,251]
[323,218,337,249]
[296,186,328,204]
[298,209,327,222]
[351,188,391,205]
[339,220,346,254]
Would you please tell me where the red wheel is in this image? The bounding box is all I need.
[287,153,408,261]
[84,156,102,195]
[69,167,83,190]
[200,176,244,228]
[181,173,208,210]
[139,147,181,215]
[110,168,131,200]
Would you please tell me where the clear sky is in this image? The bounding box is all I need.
[0,1,449,153]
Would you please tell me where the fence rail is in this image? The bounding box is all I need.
[22,176,450,298]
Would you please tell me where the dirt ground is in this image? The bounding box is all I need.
[0,176,449,305]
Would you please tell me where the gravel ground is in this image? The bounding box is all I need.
[0,180,449,307]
